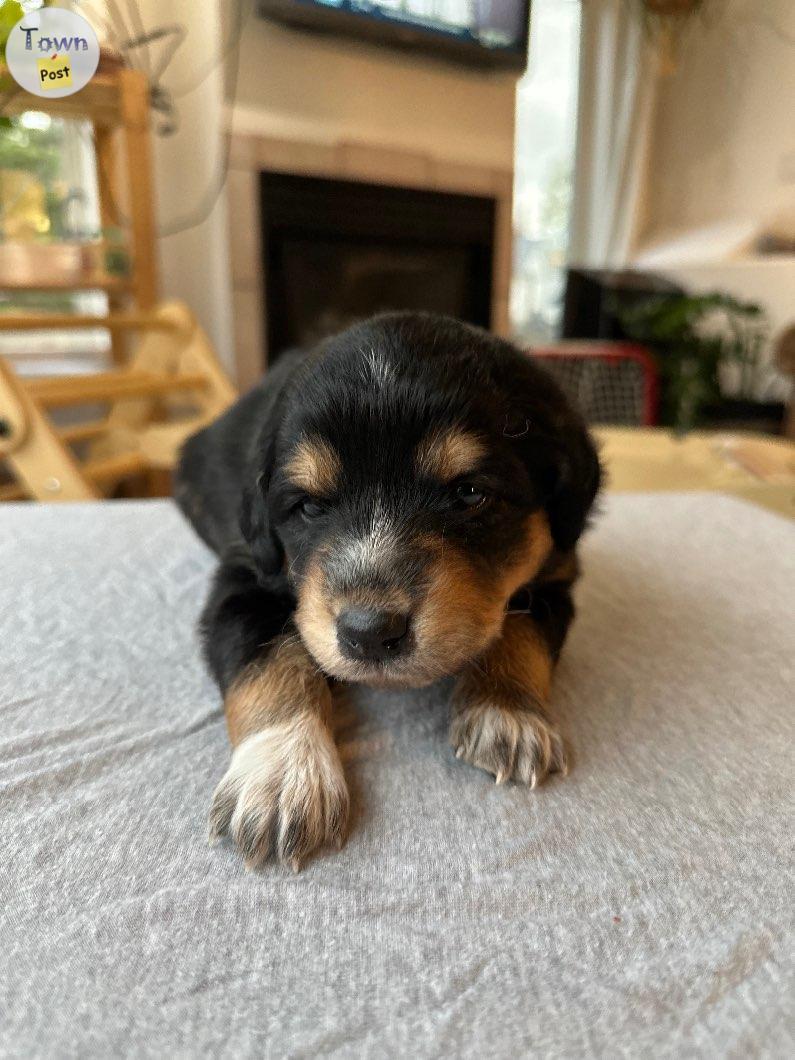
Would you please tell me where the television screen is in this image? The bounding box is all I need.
[257,0,531,71]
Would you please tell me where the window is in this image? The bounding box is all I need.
[511,0,581,343]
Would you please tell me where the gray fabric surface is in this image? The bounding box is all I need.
[1,493,793,1059]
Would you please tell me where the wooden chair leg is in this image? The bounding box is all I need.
[0,358,98,501]
[0,301,236,502]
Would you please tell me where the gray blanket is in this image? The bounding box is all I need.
[1,493,792,1058]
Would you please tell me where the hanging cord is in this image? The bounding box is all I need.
[88,0,248,237]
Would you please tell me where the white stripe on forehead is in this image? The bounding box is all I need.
[362,347,392,390]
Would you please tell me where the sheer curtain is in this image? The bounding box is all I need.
[568,0,659,268]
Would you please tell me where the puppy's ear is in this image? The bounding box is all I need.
[237,353,307,578]
[516,418,601,552]
[544,421,602,551]
[239,465,283,578]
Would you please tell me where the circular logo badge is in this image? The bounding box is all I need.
[6,8,100,99]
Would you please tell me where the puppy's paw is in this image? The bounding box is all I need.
[450,701,566,787]
[208,714,349,870]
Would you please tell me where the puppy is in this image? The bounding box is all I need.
[176,312,600,869]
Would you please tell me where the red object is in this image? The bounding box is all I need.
[531,341,660,427]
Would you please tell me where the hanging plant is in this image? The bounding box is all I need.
[643,0,706,15]
[627,0,710,72]
[634,0,709,32]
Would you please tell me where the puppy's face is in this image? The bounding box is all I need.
[259,323,567,688]
[277,426,552,687]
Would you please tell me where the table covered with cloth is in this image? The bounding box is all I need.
[1,493,792,1057]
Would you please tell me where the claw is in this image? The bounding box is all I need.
[455,747,464,759]
[495,770,506,785]
[530,771,538,789]
[291,857,301,874]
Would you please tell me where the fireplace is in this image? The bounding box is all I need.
[225,131,513,389]
[259,171,496,360]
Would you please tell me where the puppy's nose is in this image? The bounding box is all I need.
[337,608,410,663]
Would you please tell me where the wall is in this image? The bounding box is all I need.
[636,1,795,388]
[642,0,795,241]
[135,0,235,368]
[226,6,518,170]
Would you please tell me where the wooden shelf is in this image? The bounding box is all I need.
[0,67,122,124]
[26,368,208,408]
[0,274,132,293]
[0,65,158,364]
[0,311,178,332]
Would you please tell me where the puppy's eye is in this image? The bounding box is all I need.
[454,482,487,508]
[298,498,325,520]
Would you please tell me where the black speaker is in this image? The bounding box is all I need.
[562,268,684,340]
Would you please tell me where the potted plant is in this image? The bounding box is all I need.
[615,291,783,433]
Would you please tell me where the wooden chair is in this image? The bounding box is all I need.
[0,301,236,501]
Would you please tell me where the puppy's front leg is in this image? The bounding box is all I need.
[203,559,348,870]
[450,604,569,787]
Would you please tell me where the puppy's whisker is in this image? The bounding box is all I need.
[286,550,304,582]
[273,635,296,658]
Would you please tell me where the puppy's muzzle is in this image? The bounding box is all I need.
[336,608,411,664]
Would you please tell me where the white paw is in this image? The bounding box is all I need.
[209,714,349,870]
[450,702,567,787]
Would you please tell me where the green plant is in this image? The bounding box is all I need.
[0,116,63,183]
[614,291,768,430]
[0,1,24,56]
[1,1,24,94]
[101,226,130,276]
[0,113,68,240]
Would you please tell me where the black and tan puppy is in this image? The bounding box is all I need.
[176,312,600,869]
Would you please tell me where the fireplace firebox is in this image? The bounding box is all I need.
[259,171,496,361]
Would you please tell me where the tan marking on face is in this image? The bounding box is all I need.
[497,510,554,601]
[295,539,497,687]
[225,636,331,746]
[293,556,342,677]
[415,428,486,483]
[408,510,553,682]
[411,546,505,680]
[293,510,554,688]
[328,585,412,618]
[538,549,580,586]
[284,436,341,495]
[294,539,413,678]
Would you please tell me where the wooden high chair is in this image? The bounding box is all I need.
[0,301,236,501]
